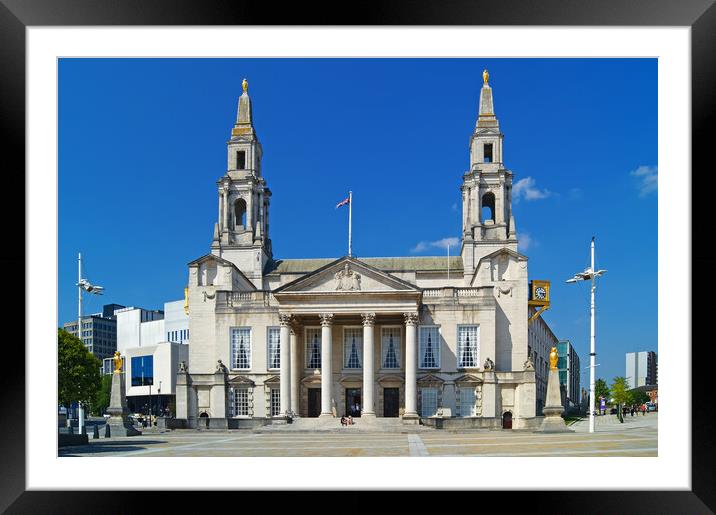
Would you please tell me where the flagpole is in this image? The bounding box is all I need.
[348,191,352,257]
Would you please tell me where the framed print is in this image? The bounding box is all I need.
[2,0,714,512]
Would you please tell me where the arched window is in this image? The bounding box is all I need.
[234,198,247,229]
[481,192,495,222]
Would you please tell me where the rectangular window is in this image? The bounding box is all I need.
[270,388,281,417]
[237,150,246,169]
[267,327,281,370]
[343,328,363,369]
[484,143,493,163]
[421,387,438,417]
[458,387,476,417]
[231,327,252,370]
[305,328,321,369]
[381,327,401,369]
[457,325,480,368]
[131,355,154,386]
[419,326,440,369]
[230,387,249,417]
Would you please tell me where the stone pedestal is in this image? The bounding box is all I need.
[536,369,572,433]
[106,372,141,437]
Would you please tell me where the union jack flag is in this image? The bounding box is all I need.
[335,197,350,209]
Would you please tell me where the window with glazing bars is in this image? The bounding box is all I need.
[305,328,321,369]
[270,388,281,416]
[381,328,400,368]
[230,387,249,416]
[419,326,440,368]
[344,328,362,369]
[457,325,479,368]
[458,387,476,417]
[231,328,251,369]
[267,327,280,369]
[421,387,438,417]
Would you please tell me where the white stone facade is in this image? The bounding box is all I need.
[177,76,542,429]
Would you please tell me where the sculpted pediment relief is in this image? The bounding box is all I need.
[274,257,420,295]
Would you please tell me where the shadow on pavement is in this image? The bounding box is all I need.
[58,439,168,456]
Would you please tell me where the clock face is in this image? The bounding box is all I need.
[535,286,547,300]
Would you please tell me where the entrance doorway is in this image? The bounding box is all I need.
[307,389,321,418]
[345,388,361,417]
[383,388,399,417]
[502,411,512,429]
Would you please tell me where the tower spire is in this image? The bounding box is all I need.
[477,69,498,129]
[232,78,254,137]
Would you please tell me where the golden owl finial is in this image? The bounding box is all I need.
[549,346,558,370]
[483,69,489,85]
[113,351,123,373]
[242,78,248,93]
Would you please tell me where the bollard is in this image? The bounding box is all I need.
[68,424,74,435]
[105,423,111,438]
[93,424,100,439]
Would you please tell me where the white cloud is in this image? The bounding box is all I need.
[513,177,551,201]
[517,232,533,252]
[630,165,657,197]
[411,236,459,254]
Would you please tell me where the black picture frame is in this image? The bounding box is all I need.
[2,0,713,512]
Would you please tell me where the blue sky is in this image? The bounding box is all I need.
[58,58,657,385]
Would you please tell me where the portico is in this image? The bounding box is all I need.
[272,257,422,421]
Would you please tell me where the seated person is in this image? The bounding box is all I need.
[340,416,347,426]
[348,415,354,425]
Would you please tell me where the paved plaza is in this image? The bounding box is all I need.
[59,413,657,458]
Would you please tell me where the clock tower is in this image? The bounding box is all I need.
[461,70,519,283]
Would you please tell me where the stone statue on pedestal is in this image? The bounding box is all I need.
[106,353,141,437]
[536,346,572,433]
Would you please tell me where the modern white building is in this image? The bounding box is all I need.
[625,350,657,389]
[114,300,190,414]
[176,74,557,430]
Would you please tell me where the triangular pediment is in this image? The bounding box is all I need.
[264,375,281,385]
[228,375,255,386]
[417,373,445,386]
[454,373,483,385]
[274,256,420,295]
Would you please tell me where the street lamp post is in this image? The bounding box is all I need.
[566,237,607,434]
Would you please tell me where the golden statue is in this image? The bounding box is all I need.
[483,69,489,85]
[549,346,558,370]
[184,286,189,315]
[242,78,248,93]
[113,351,123,373]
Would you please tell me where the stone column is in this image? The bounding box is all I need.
[247,185,254,232]
[319,313,334,417]
[403,312,419,420]
[222,187,229,233]
[218,189,223,232]
[290,322,300,416]
[279,313,292,417]
[361,313,376,418]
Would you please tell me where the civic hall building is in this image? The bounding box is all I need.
[176,73,550,430]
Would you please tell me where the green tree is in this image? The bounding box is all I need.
[58,329,102,414]
[630,389,650,406]
[92,374,113,416]
[595,378,610,401]
[610,376,630,422]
